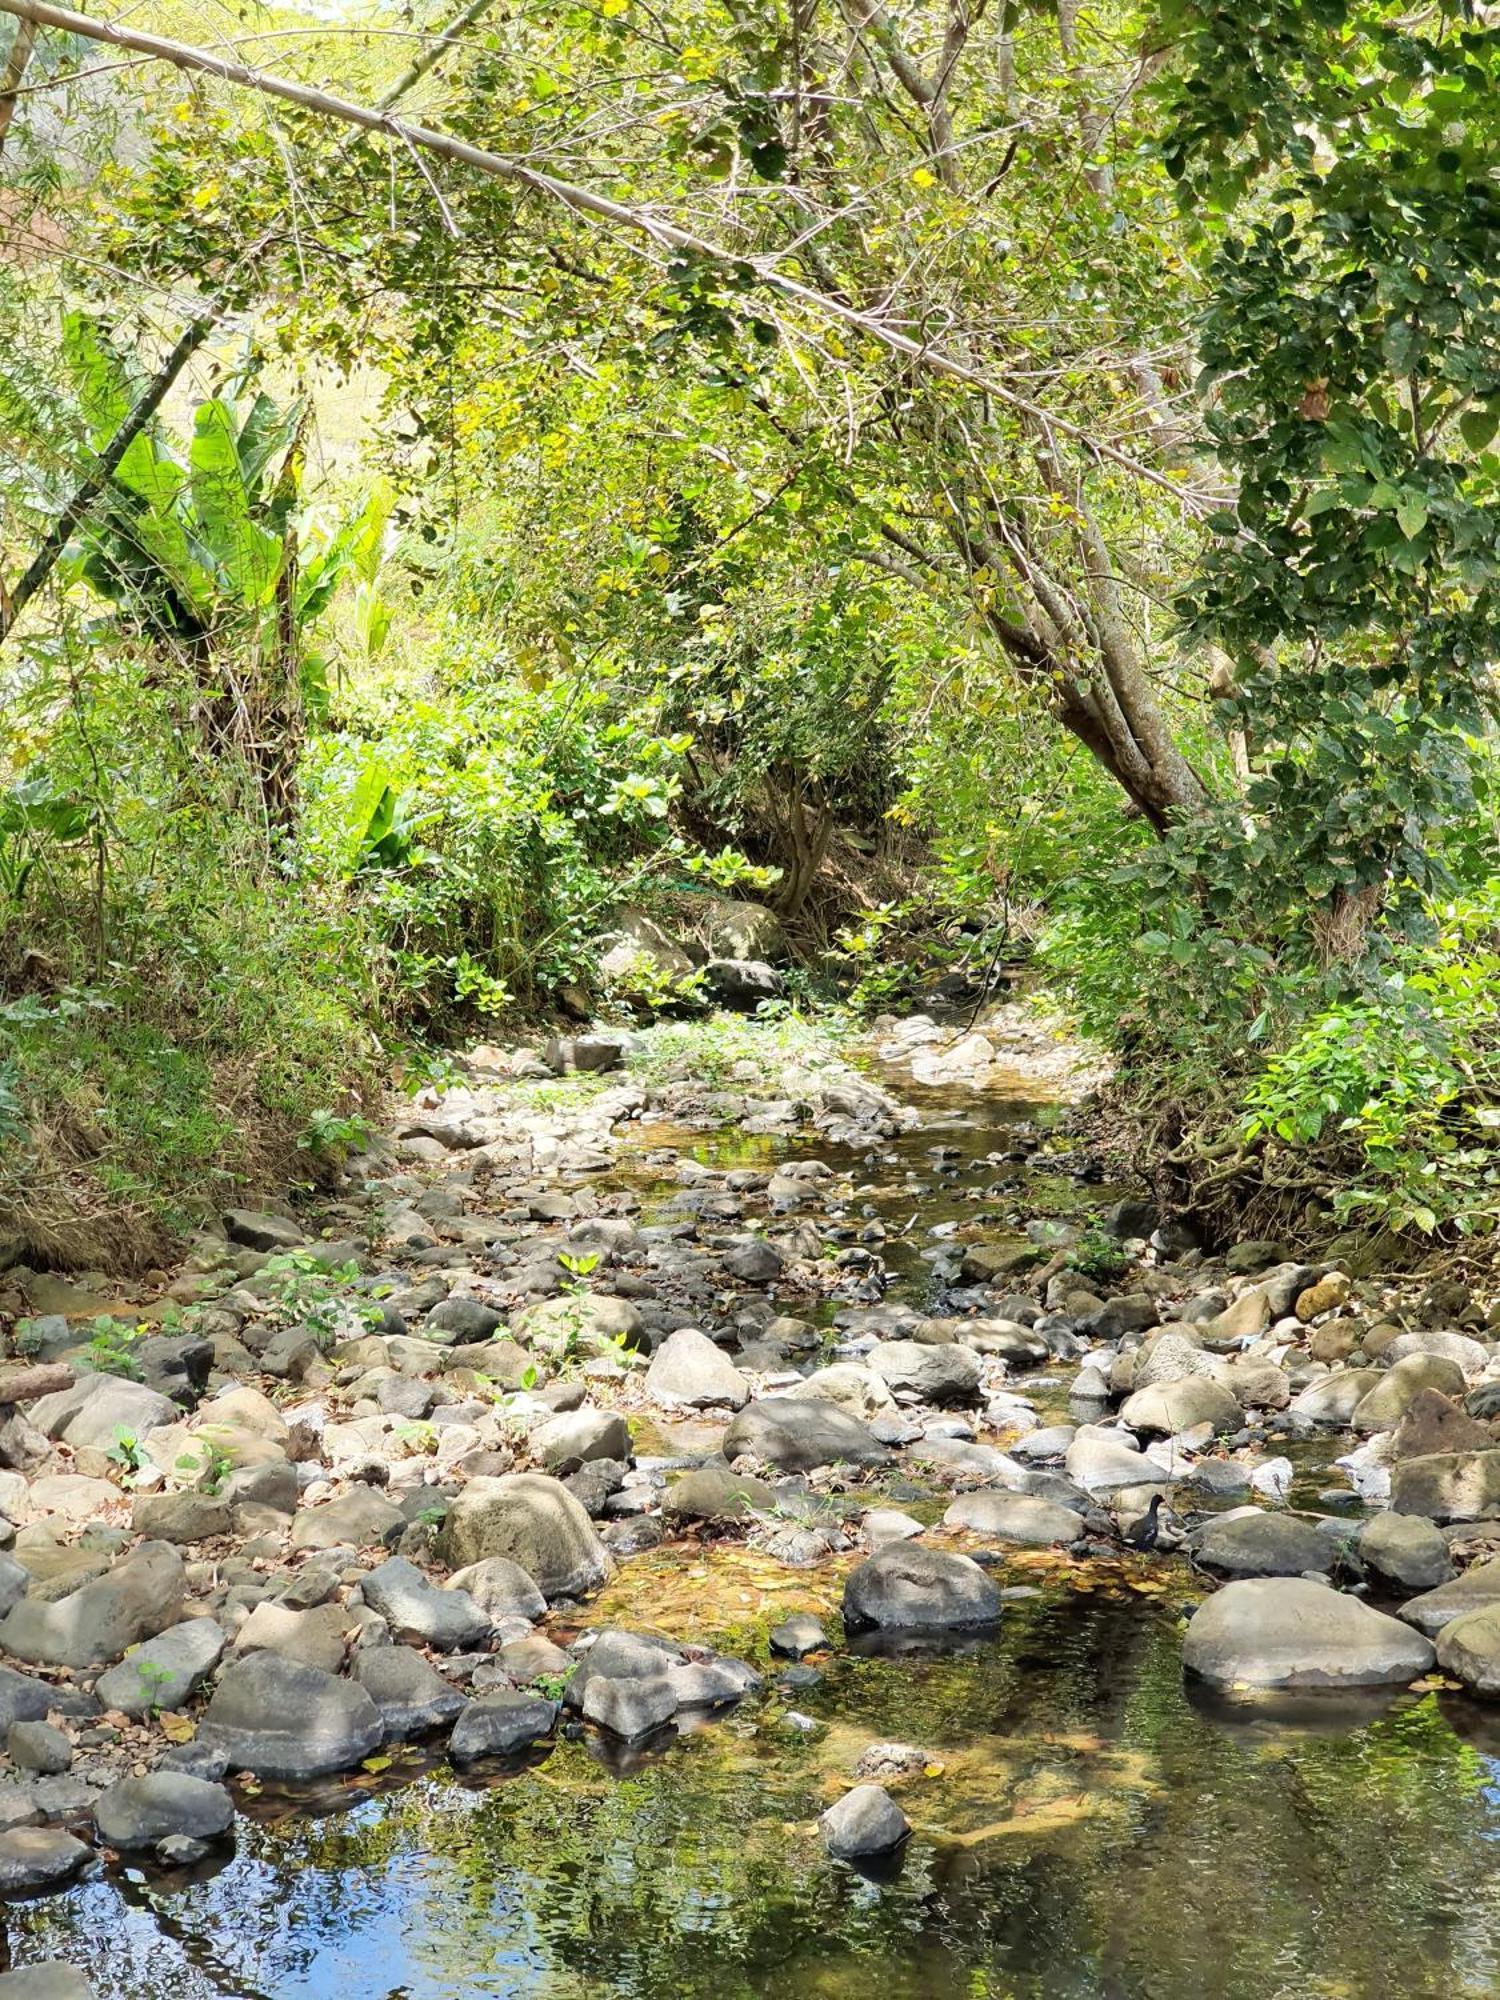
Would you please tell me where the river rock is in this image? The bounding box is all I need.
[448,1692,557,1761]
[1064,1430,1168,1496]
[201,1654,383,1778]
[867,1341,981,1407]
[94,1619,226,1716]
[1353,1354,1468,1433]
[661,1466,775,1521]
[1390,1450,1500,1522]
[942,1490,1083,1546]
[131,1492,232,1545]
[232,1601,351,1675]
[786,1365,893,1419]
[1131,1332,1208,1391]
[94,1773,234,1852]
[0,1828,91,1894]
[770,1614,827,1657]
[225,1208,304,1251]
[530,1408,631,1472]
[1120,1376,1240,1437]
[1192,1512,1334,1578]
[436,1473,610,1598]
[0,1543,183,1670]
[290,1487,405,1551]
[361,1557,490,1651]
[1398,1560,1500,1638]
[1182,1577,1434,1687]
[843,1544,1000,1632]
[1434,1603,1500,1695]
[722,1399,889,1474]
[1356,1514,1452,1594]
[581,1673,678,1740]
[351,1647,467,1737]
[29,1377,176,1452]
[1389,1390,1492,1461]
[820,1783,909,1859]
[1289,1369,1383,1425]
[644,1329,750,1410]
[444,1558,546,1624]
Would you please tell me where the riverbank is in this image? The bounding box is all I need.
[0,1001,1499,1996]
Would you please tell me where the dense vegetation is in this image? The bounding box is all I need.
[5,0,1500,1263]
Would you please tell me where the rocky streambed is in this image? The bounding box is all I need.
[3,1007,1500,1996]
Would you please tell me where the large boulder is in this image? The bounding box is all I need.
[201,1653,383,1779]
[1120,1376,1241,1437]
[1192,1512,1335,1579]
[28,1376,177,1451]
[597,909,694,986]
[1352,1353,1467,1433]
[1390,1449,1500,1523]
[1182,1577,1434,1688]
[436,1473,610,1599]
[1064,1429,1169,1497]
[0,1543,183,1669]
[723,1399,889,1474]
[644,1329,750,1410]
[700,898,787,963]
[843,1544,1001,1632]
[1289,1370,1382,1425]
[942,1490,1083,1546]
[702,959,782,1008]
[867,1341,981,1407]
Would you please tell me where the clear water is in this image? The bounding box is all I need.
[7,1023,1498,1997]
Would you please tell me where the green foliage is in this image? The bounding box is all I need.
[105,1425,148,1479]
[176,1438,234,1495]
[81,1316,143,1380]
[1064,1227,1135,1284]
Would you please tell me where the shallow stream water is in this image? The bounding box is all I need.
[7,1030,1500,1998]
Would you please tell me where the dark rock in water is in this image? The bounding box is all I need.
[820,1783,909,1860]
[351,1648,467,1738]
[843,1545,1001,1632]
[200,1654,383,1779]
[662,1466,774,1522]
[448,1693,556,1762]
[723,1399,889,1474]
[581,1674,677,1741]
[93,1774,234,1852]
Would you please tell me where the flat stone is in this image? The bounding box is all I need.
[1192,1512,1334,1579]
[942,1490,1083,1546]
[232,1601,350,1676]
[94,1773,234,1851]
[820,1783,909,1859]
[1182,1577,1434,1688]
[361,1557,490,1652]
[843,1544,1000,1632]
[290,1487,405,1551]
[224,1209,304,1251]
[1064,1431,1167,1497]
[580,1673,678,1741]
[130,1492,232,1544]
[515,1296,643,1361]
[201,1654,383,1780]
[786,1366,893,1419]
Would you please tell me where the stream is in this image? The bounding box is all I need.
[5,1017,1500,1998]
